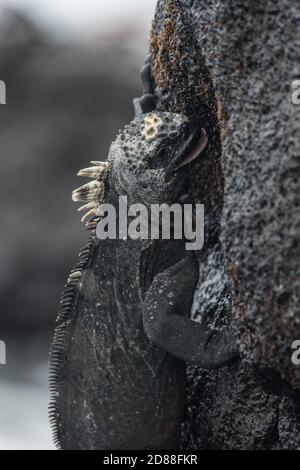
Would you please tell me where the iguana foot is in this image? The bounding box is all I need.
[134,53,157,117]
[142,256,239,369]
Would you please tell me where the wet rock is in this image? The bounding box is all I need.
[151,0,300,449]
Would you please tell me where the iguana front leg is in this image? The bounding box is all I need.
[133,54,157,117]
[142,256,239,369]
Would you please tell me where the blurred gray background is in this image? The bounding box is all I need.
[0,0,156,450]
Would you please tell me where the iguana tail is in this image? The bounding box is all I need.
[48,233,97,449]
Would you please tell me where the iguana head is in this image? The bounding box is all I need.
[110,111,207,205]
[72,111,207,226]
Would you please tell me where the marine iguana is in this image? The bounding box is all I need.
[49,55,238,450]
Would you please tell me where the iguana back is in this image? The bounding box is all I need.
[50,211,188,450]
[49,69,238,449]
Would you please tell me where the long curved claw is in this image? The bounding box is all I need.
[176,129,208,170]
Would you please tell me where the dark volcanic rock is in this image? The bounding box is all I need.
[151,0,300,449]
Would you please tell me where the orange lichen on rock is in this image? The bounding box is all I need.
[149,0,215,118]
[150,1,181,92]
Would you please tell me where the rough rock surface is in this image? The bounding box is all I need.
[151,0,300,449]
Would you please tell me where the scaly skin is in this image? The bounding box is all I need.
[49,58,239,450]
